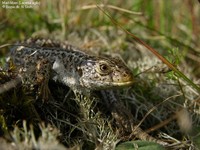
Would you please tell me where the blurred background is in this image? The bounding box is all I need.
[0,0,200,149]
[0,0,200,69]
[0,0,199,78]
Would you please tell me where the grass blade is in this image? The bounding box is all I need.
[97,4,200,93]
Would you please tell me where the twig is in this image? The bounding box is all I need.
[80,4,142,15]
[0,77,22,94]
[145,114,177,133]
[135,94,182,131]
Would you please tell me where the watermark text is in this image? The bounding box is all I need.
[1,1,40,9]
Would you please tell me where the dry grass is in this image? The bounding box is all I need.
[0,0,200,149]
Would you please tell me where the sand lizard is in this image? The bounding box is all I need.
[5,38,167,146]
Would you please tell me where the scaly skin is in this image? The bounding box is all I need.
[8,38,167,146]
[10,38,133,93]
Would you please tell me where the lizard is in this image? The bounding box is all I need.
[4,38,168,146]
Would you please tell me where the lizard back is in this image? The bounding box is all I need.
[9,38,134,92]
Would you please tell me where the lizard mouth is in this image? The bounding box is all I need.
[113,80,134,86]
[80,76,134,90]
[88,80,134,90]
[108,81,134,88]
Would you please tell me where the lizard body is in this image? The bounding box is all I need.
[7,38,167,146]
[9,38,133,93]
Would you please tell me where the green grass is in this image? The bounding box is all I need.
[0,0,200,149]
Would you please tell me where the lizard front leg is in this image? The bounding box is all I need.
[19,57,53,102]
[35,59,52,102]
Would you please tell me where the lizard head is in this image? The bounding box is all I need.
[79,56,134,90]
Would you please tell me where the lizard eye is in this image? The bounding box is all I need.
[97,61,112,75]
[100,64,108,71]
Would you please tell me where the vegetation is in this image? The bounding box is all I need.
[0,0,200,149]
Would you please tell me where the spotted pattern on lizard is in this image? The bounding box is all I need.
[7,38,168,146]
[9,38,133,94]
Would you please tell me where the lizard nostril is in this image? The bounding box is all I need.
[122,72,129,78]
[123,73,127,77]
